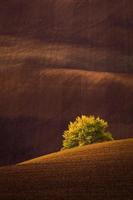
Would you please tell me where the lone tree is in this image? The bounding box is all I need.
[62,115,113,149]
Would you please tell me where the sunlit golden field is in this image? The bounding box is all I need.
[0,139,132,200]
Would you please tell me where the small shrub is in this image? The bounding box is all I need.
[62,115,113,149]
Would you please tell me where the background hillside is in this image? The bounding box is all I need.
[0,139,133,200]
[0,68,133,165]
[0,0,133,72]
[0,0,133,165]
[0,1,133,50]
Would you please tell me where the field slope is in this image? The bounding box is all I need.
[0,0,133,166]
[0,69,133,166]
[0,139,133,200]
[0,0,133,72]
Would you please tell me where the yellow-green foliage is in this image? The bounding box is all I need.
[62,115,113,149]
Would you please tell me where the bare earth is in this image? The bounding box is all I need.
[0,139,133,200]
[0,0,133,166]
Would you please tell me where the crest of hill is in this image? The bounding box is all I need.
[0,68,133,166]
[20,138,133,165]
[0,139,132,200]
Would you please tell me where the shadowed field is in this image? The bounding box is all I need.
[0,36,133,73]
[0,68,133,166]
[0,0,133,165]
[0,0,133,72]
[0,139,133,200]
[0,1,133,51]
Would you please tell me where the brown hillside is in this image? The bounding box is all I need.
[0,0,133,72]
[0,68,133,166]
[0,0,132,49]
[0,139,133,200]
[0,0,133,165]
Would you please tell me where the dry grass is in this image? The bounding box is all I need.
[0,139,132,200]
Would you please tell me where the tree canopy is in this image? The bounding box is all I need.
[62,115,113,149]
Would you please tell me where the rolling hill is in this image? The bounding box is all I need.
[0,139,133,200]
[0,1,133,50]
[0,0,133,72]
[0,68,133,166]
[0,0,133,166]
